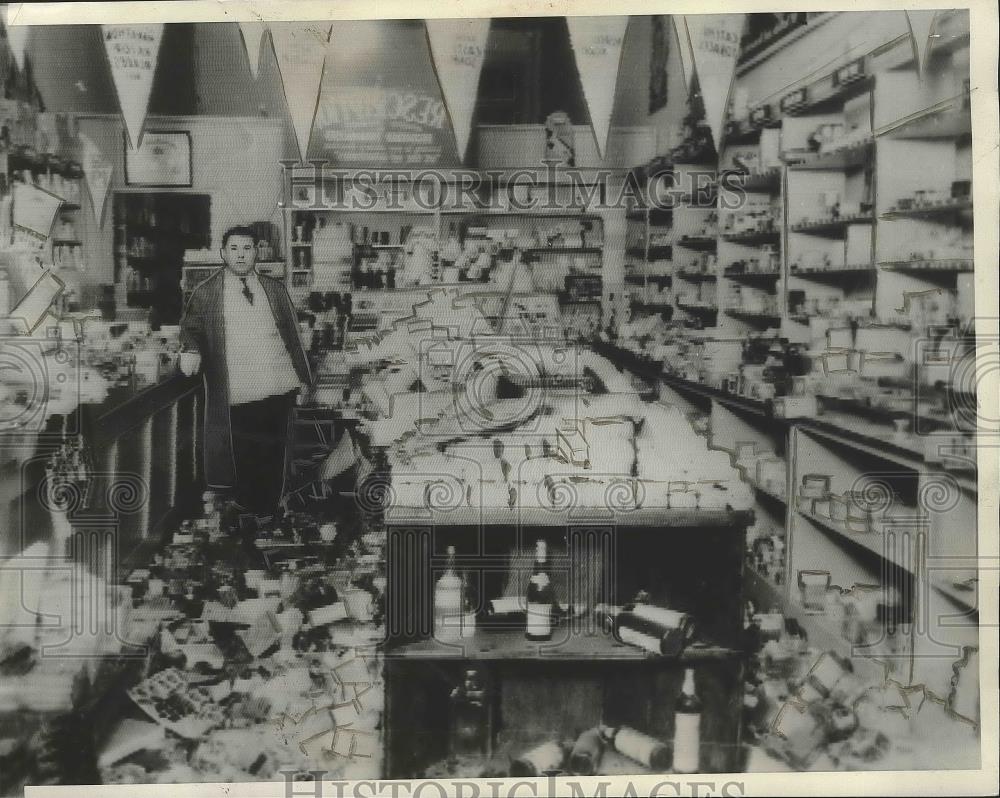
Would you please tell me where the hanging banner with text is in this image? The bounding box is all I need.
[312,20,457,167]
[905,11,938,78]
[270,22,331,160]
[685,14,745,154]
[5,18,30,70]
[239,21,267,79]
[102,24,164,149]
[673,16,695,95]
[425,18,490,163]
[81,135,115,226]
[567,16,629,159]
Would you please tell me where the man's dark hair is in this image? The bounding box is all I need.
[221,225,258,248]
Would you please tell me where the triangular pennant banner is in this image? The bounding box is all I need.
[80,135,114,227]
[425,18,490,162]
[270,22,331,161]
[5,18,30,71]
[673,16,696,94]
[102,24,164,149]
[239,21,267,79]
[905,10,937,78]
[566,16,629,159]
[685,14,745,154]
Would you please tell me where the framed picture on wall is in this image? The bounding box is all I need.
[649,15,670,114]
[124,131,193,186]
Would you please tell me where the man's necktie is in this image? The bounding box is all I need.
[239,276,254,305]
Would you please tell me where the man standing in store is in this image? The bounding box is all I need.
[180,225,311,516]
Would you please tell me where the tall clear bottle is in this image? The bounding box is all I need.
[434,545,462,641]
[600,724,670,770]
[673,668,702,773]
[525,539,554,641]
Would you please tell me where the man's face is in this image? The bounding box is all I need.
[221,235,257,274]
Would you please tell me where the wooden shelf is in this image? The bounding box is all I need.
[798,507,913,571]
[929,573,978,616]
[721,228,781,246]
[723,267,781,284]
[780,63,873,119]
[729,167,782,194]
[388,628,740,662]
[787,139,874,171]
[752,480,787,506]
[725,309,782,326]
[880,258,973,274]
[384,504,752,528]
[460,209,600,219]
[881,198,972,221]
[626,245,672,261]
[790,263,875,279]
[523,246,602,255]
[629,301,673,315]
[790,213,873,237]
[878,108,972,140]
[721,124,764,145]
[676,301,718,316]
[626,207,673,224]
[737,15,812,67]
[674,236,718,252]
[625,271,671,284]
[677,270,716,283]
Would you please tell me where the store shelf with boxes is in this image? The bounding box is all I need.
[282,166,612,347]
[717,120,785,335]
[3,139,90,316]
[872,61,974,333]
[623,157,675,322]
[780,74,876,337]
[671,162,720,331]
[595,331,980,767]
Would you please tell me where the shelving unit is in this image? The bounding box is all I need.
[114,193,212,323]
[717,122,784,336]
[283,168,607,333]
[598,340,980,730]
[384,511,750,777]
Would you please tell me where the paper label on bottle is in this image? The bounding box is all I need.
[526,602,552,637]
[529,573,550,590]
[673,713,701,773]
[519,741,563,775]
[490,596,526,615]
[436,586,462,611]
[617,625,662,655]
[632,604,686,629]
[615,727,659,768]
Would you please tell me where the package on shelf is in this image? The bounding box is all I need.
[759,128,783,170]
[857,348,910,382]
[922,430,976,466]
[755,456,787,493]
[844,223,872,265]
[773,394,818,419]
